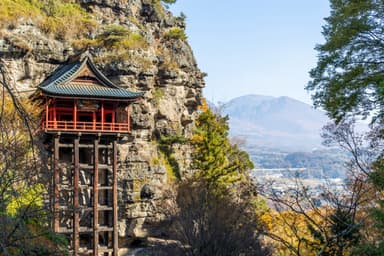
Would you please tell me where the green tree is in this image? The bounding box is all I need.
[307,1,384,254]
[191,102,254,186]
[307,0,384,124]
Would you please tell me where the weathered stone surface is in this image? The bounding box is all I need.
[127,217,147,238]
[2,0,204,250]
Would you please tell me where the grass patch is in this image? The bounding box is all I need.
[151,153,177,181]
[0,0,96,40]
[39,2,96,40]
[156,134,188,181]
[153,88,164,104]
[128,16,145,30]
[155,151,180,181]
[0,0,41,29]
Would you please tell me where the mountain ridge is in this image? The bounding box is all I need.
[218,94,329,152]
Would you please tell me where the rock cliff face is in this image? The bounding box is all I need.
[0,0,204,248]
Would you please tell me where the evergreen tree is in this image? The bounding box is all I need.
[307,0,384,124]
[191,101,254,186]
[327,208,360,256]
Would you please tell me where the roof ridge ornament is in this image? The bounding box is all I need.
[66,50,92,64]
[79,50,92,62]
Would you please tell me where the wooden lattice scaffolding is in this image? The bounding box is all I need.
[52,135,119,256]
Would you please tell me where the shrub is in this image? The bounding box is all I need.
[97,25,131,48]
[72,25,148,52]
[161,178,271,256]
[162,0,177,3]
[164,27,187,41]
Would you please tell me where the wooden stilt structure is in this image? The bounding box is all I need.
[37,56,143,256]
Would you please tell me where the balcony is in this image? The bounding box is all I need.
[42,120,130,133]
[42,99,131,134]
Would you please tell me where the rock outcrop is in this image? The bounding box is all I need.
[0,0,204,249]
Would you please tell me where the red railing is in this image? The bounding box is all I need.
[42,121,130,133]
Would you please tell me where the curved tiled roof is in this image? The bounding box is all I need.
[38,56,144,100]
[43,83,144,99]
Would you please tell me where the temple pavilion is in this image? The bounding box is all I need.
[37,55,143,256]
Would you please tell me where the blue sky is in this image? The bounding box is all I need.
[170,1,330,104]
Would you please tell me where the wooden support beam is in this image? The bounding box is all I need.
[112,139,118,255]
[73,137,80,256]
[74,100,77,129]
[93,137,99,256]
[53,136,60,232]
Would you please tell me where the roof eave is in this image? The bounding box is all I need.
[40,92,143,102]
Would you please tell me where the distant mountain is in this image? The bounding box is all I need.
[220,95,329,152]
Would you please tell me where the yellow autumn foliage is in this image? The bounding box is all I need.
[6,184,45,216]
[0,92,43,216]
[265,207,343,256]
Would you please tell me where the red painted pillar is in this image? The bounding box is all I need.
[53,99,57,129]
[101,102,104,131]
[127,104,130,132]
[112,110,115,131]
[45,98,49,129]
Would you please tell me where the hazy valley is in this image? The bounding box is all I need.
[215,94,349,190]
